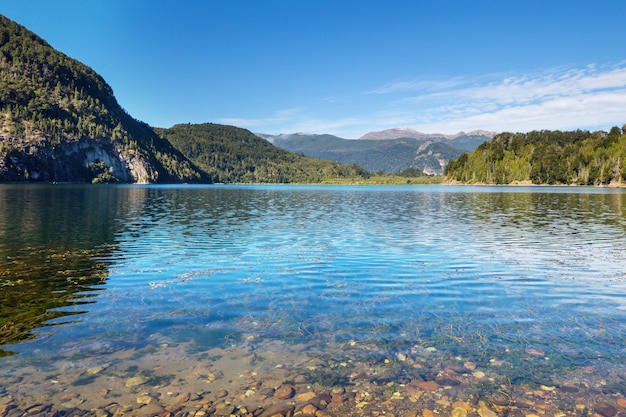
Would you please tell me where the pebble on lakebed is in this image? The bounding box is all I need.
[0,341,625,417]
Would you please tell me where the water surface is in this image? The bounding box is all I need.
[1,184,625,414]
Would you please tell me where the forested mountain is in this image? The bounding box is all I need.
[0,15,371,184]
[263,133,466,175]
[0,15,209,183]
[359,128,495,152]
[155,124,370,183]
[445,127,626,186]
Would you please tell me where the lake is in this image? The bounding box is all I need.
[1,184,625,416]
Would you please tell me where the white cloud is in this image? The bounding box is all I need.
[220,63,626,138]
[364,77,468,95]
[370,63,626,133]
[218,107,307,129]
[218,108,367,137]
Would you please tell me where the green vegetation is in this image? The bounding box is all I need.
[445,127,626,186]
[270,133,464,175]
[0,15,206,183]
[154,123,371,183]
[0,15,372,184]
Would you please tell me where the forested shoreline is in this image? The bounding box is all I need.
[445,127,626,186]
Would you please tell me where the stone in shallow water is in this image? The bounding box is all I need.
[406,385,423,399]
[214,403,236,416]
[274,384,295,400]
[452,401,472,410]
[464,361,476,371]
[136,395,158,405]
[295,391,317,402]
[258,404,295,417]
[477,403,498,417]
[137,403,164,416]
[437,377,460,386]
[452,407,468,417]
[87,365,107,375]
[331,394,347,403]
[174,392,190,403]
[417,381,439,391]
[125,376,150,387]
[595,402,617,417]
[560,385,579,393]
[300,403,318,414]
[260,387,275,397]
[59,393,80,402]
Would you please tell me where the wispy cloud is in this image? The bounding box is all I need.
[365,76,469,95]
[218,108,365,136]
[220,63,626,138]
[369,63,626,133]
[218,107,306,130]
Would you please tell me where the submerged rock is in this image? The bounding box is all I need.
[214,403,236,416]
[417,381,439,391]
[595,401,617,417]
[452,406,468,417]
[137,403,164,416]
[477,403,498,417]
[136,394,158,405]
[125,376,150,387]
[274,384,295,400]
[257,403,295,417]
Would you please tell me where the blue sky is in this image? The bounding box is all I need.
[3,1,626,138]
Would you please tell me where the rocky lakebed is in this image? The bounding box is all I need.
[1,338,625,417]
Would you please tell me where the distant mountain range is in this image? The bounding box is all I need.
[259,130,495,175]
[359,128,496,152]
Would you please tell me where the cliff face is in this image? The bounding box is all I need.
[0,15,207,183]
[0,137,155,183]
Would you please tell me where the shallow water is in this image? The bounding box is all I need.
[1,184,626,415]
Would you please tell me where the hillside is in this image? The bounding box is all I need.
[264,133,465,175]
[359,128,495,152]
[155,124,370,183]
[0,15,207,183]
[445,127,626,185]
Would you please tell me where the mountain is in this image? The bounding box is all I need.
[0,15,370,185]
[155,124,370,183]
[263,133,465,175]
[0,15,208,183]
[445,128,626,185]
[359,128,496,152]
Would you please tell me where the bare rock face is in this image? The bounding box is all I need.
[0,136,158,183]
[63,140,134,182]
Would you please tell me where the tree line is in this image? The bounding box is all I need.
[155,123,371,184]
[445,127,626,186]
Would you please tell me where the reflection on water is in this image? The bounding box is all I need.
[1,184,626,415]
[0,185,124,356]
